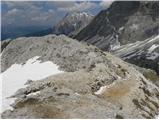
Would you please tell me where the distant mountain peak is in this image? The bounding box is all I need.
[64,11,93,18]
[61,11,94,24]
[54,11,94,37]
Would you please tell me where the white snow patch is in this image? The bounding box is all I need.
[130,24,139,30]
[73,23,77,27]
[110,39,120,51]
[1,56,64,112]
[147,52,159,60]
[117,75,122,80]
[147,35,159,43]
[148,44,159,53]
[75,93,80,96]
[26,91,40,97]
[155,115,159,119]
[119,26,124,31]
[94,86,107,95]
[111,45,120,50]
[95,80,120,95]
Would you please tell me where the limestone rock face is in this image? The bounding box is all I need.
[112,36,159,74]
[1,35,159,119]
[74,1,158,51]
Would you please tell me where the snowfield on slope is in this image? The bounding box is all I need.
[113,35,159,60]
[148,44,159,53]
[0,56,64,113]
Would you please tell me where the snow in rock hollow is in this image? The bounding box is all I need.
[0,56,64,113]
[94,86,107,95]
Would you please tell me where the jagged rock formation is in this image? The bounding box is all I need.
[1,35,159,119]
[54,12,94,37]
[74,1,159,51]
[112,35,159,74]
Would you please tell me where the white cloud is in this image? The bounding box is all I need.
[1,1,99,28]
[2,1,56,27]
[57,1,96,12]
[4,1,43,10]
[46,1,75,9]
[30,12,53,22]
[6,8,19,16]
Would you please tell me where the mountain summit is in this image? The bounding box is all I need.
[54,12,94,37]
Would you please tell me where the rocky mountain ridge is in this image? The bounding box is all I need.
[1,1,159,119]
[74,1,159,51]
[1,35,159,118]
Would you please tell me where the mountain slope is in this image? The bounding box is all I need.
[1,35,159,118]
[112,35,159,74]
[74,1,159,51]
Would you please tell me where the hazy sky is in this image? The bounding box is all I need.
[1,1,113,28]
